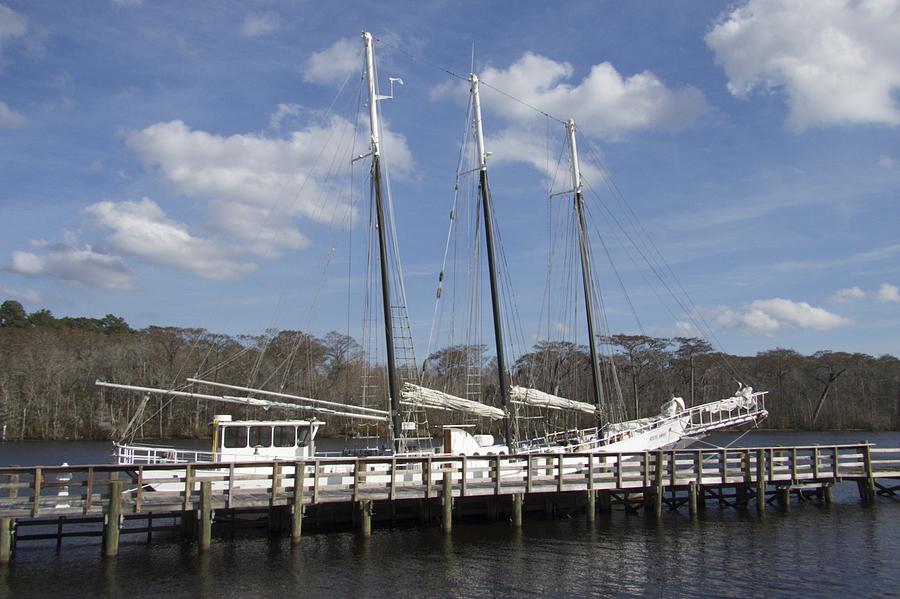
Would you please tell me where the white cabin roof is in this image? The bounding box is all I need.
[215,419,321,427]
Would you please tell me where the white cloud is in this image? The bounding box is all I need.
[0,3,26,64]
[0,283,40,304]
[302,37,359,85]
[878,155,898,169]
[84,198,257,280]
[473,52,706,138]
[711,297,852,335]
[0,100,25,127]
[126,118,412,254]
[485,127,603,188]
[111,0,142,7]
[240,13,280,38]
[706,0,900,131]
[877,283,900,302]
[9,246,134,289]
[269,103,302,130]
[830,286,866,302]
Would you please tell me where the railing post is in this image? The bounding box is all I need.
[526,456,533,493]
[103,480,122,558]
[0,518,12,563]
[557,454,564,492]
[791,448,798,484]
[494,455,502,495]
[31,468,42,518]
[292,462,305,545]
[183,464,193,512]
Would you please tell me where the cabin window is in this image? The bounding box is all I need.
[297,426,311,447]
[273,425,296,448]
[249,426,273,448]
[223,426,247,449]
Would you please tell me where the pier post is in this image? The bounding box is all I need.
[860,443,876,504]
[585,491,596,522]
[598,492,611,514]
[824,484,833,504]
[359,500,372,537]
[654,451,664,519]
[776,486,790,510]
[291,464,305,545]
[103,481,122,558]
[442,471,453,534]
[688,482,698,516]
[512,493,523,528]
[199,481,212,551]
[756,449,766,514]
[0,518,12,563]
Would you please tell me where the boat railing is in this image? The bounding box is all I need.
[114,443,287,465]
[518,391,768,453]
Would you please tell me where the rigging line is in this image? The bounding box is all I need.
[424,90,474,367]
[347,72,364,349]
[247,67,358,268]
[586,204,646,334]
[582,183,747,386]
[580,137,750,384]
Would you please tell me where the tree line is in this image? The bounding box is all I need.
[0,299,897,441]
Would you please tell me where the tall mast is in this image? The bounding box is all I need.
[363,31,402,450]
[566,118,606,427]
[470,74,515,451]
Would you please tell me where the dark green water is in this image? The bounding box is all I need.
[1,432,899,598]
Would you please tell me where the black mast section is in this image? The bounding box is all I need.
[372,156,403,449]
[364,32,402,451]
[568,119,606,427]
[471,74,515,451]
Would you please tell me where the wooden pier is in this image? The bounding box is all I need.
[1,442,898,562]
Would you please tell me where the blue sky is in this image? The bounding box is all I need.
[0,0,898,359]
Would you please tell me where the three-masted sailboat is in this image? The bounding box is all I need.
[95,33,768,483]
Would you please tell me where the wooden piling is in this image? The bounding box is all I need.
[442,470,453,534]
[585,491,595,522]
[654,451,664,518]
[861,443,876,504]
[291,464,305,545]
[359,500,372,537]
[688,482,698,516]
[756,449,766,514]
[776,486,790,510]
[598,492,611,514]
[103,481,122,558]
[0,518,12,563]
[824,484,833,504]
[512,493,523,528]
[199,480,212,551]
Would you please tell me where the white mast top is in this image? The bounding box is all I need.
[362,31,381,157]
[566,118,582,194]
[470,74,488,171]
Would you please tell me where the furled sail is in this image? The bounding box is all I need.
[400,382,505,420]
[509,386,597,415]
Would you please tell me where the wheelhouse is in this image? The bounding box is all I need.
[212,415,320,460]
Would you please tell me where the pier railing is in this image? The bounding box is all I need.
[1,443,897,519]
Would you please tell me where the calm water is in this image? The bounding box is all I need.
[1,431,899,598]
